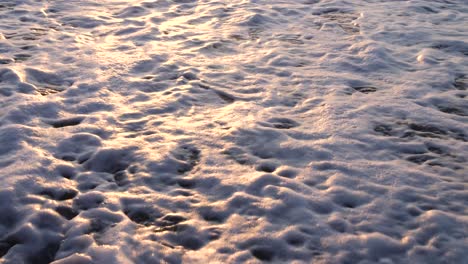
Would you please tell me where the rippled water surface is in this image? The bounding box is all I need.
[0,0,467,263]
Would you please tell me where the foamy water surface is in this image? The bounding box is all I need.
[0,0,467,263]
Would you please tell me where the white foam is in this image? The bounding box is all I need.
[0,0,466,263]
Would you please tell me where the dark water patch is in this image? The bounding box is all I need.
[215,90,235,103]
[406,154,436,164]
[39,188,78,201]
[0,58,13,64]
[436,105,467,116]
[55,205,79,220]
[171,144,201,174]
[251,246,275,261]
[374,124,393,136]
[47,116,85,128]
[37,87,64,96]
[259,117,300,129]
[453,75,467,90]
[353,86,377,94]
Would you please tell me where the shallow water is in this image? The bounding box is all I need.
[0,0,467,263]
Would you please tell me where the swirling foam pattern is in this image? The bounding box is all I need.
[0,0,466,263]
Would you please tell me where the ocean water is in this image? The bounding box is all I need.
[0,0,466,263]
